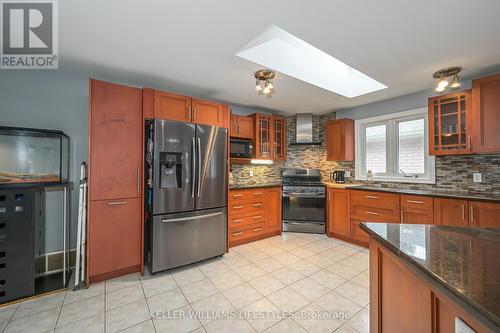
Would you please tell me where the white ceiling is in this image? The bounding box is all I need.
[61,0,500,114]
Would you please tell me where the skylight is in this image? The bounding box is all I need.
[236,25,387,98]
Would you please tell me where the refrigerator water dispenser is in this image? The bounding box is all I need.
[159,152,183,188]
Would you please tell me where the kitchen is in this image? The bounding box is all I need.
[1,1,500,333]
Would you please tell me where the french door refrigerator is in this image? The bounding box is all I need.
[145,119,228,273]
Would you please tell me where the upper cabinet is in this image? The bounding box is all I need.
[273,116,286,161]
[472,73,500,153]
[326,119,354,161]
[253,113,273,159]
[144,88,229,128]
[230,114,254,139]
[428,90,472,155]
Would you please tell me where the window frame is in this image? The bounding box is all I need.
[355,108,436,184]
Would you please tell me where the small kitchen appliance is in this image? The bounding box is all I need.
[331,170,346,183]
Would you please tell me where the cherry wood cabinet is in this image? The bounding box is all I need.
[192,98,229,128]
[253,113,273,160]
[468,200,500,227]
[400,194,433,224]
[153,90,192,123]
[327,188,350,238]
[428,90,472,155]
[326,119,354,161]
[472,73,500,153]
[88,80,143,282]
[273,117,286,161]
[433,198,469,226]
[230,114,254,139]
[266,187,282,232]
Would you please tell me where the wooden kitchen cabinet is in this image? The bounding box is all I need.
[253,113,273,160]
[230,114,254,139]
[326,119,354,161]
[433,198,469,226]
[273,116,286,161]
[153,90,192,123]
[400,194,433,224]
[428,90,472,155]
[192,98,228,128]
[468,200,500,227]
[472,73,500,153]
[327,188,350,238]
[266,187,282,232]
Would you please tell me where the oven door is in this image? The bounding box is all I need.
[282,192,326,233]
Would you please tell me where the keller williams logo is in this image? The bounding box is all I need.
[1,0,58,69]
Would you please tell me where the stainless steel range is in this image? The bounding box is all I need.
[282,169,326,234]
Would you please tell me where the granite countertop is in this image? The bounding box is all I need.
[229,183,282,190]
[350,185,500,203]
[361,222,500,329]
[322,181,364,189]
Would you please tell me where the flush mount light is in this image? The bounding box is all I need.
[433,67,462,93]
[237,25,387,98]
[254,70,275,98]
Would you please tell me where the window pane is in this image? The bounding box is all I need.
[398,119,425,174]
[366,125,386,173]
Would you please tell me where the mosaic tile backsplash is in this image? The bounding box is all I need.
[230,112,500,194]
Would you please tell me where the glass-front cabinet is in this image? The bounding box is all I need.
[273,116,286,160]
[255,114,273,159]
[428,90,472,155]
[0,127,69,184]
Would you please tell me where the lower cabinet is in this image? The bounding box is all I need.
[88,198,142,281]
[228,187,281,247]
[434,198,469,226]
[468,201,500,227]
[400,195,433,224]
[327,188,350,238]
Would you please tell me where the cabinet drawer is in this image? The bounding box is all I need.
[229,222,265,242]
[350,220,369,245]
[229,201,265,214]
[229,189,265,203]
[229,210,265,228]
[400,195,433,209]
[351,203,399,222]
[351,190,399,207]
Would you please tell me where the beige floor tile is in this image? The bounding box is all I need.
[334,281,369,307]
[264,318,307,333]
[350,252,369,264]
[350,269,369,289]
[219,253,251,268]
[57,294,104,327]
[106,273,141,293]
[333,324,359,332]
[140,273,177,298]
[222,283,263,309]
[232,263,267,281]
[314,291,363,320]
[4,307,59,333]
[242,298,283,332]
[153,305,201,333]
[292,302,343,333]
[54,313,104,333]
[248,274,285,296]
[292,248,316,260]
[209,271,244,291]
[326,258,368,280]
[197,259,232,278]
[11,291,64,319]
[254,258,286,273]
[306,254,338,268]
[64,282,104,305]
[180,279,218,303]
[270,267,305,285]
[190,293,235,325]
[106,284,145,311]
[267,287,311,313]
[259,246,285,256]
[119,319,156,333]
[171,265,206,287]
[190,328,207,333]
[272,253,301,266]
[243,251,270,263]
[289,260,322,276]
[147,288,188,313]
[310,270,346,290]
[346,307,369,333]
[0,303,18,324]
[106,299,150,333]
[289,277,330,302]
[204,317,256,333]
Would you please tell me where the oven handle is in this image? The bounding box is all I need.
[283,193,325,198]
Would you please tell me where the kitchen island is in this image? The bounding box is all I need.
[361,222,499,333]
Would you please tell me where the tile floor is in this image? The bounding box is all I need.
[0,233,370,333]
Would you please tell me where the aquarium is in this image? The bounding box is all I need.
[0,127,69,185]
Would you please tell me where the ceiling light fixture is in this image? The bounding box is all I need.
[433,67,462,93]
[254,70,275,98]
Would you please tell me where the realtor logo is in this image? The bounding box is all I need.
[1,0,58,69]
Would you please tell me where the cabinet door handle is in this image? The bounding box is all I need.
[233,205,243,209]
[252,228,262,232]
[232,232,243,236]
[461,204,465,220]
[137,167,140,195]
[232,194,243,198]
[193,107,197,120]
[366,211,379,215]
[252,203,262,208]
[107,201,127,206]
[186,107,190,121]
[407,200,423,204]
[470,206,474,223]
[252,215,262,219]
[401,210,404,223]
[233,219,243,224]
[467,135,471,150]
[366,195,379,199]
[253,192,262,196]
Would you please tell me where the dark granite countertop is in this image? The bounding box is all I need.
[361,222,500,329]
[350,185,500,203]
[229,183,282,190]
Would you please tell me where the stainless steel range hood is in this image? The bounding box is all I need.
[290,113,322,146]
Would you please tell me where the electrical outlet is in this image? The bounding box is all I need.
[473,173,482,183]
[345,171,351,178]
[249,170,254,177]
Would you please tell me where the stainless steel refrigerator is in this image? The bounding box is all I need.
[145,119,228,273]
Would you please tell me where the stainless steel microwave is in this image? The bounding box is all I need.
[230,139,254,158]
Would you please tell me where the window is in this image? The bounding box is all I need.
[355,108,435,183]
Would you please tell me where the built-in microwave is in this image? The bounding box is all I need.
[230,139,254,158]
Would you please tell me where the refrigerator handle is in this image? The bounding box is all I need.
[197,137,202,197]
[161,212,222,223]
[192,137,196,198]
